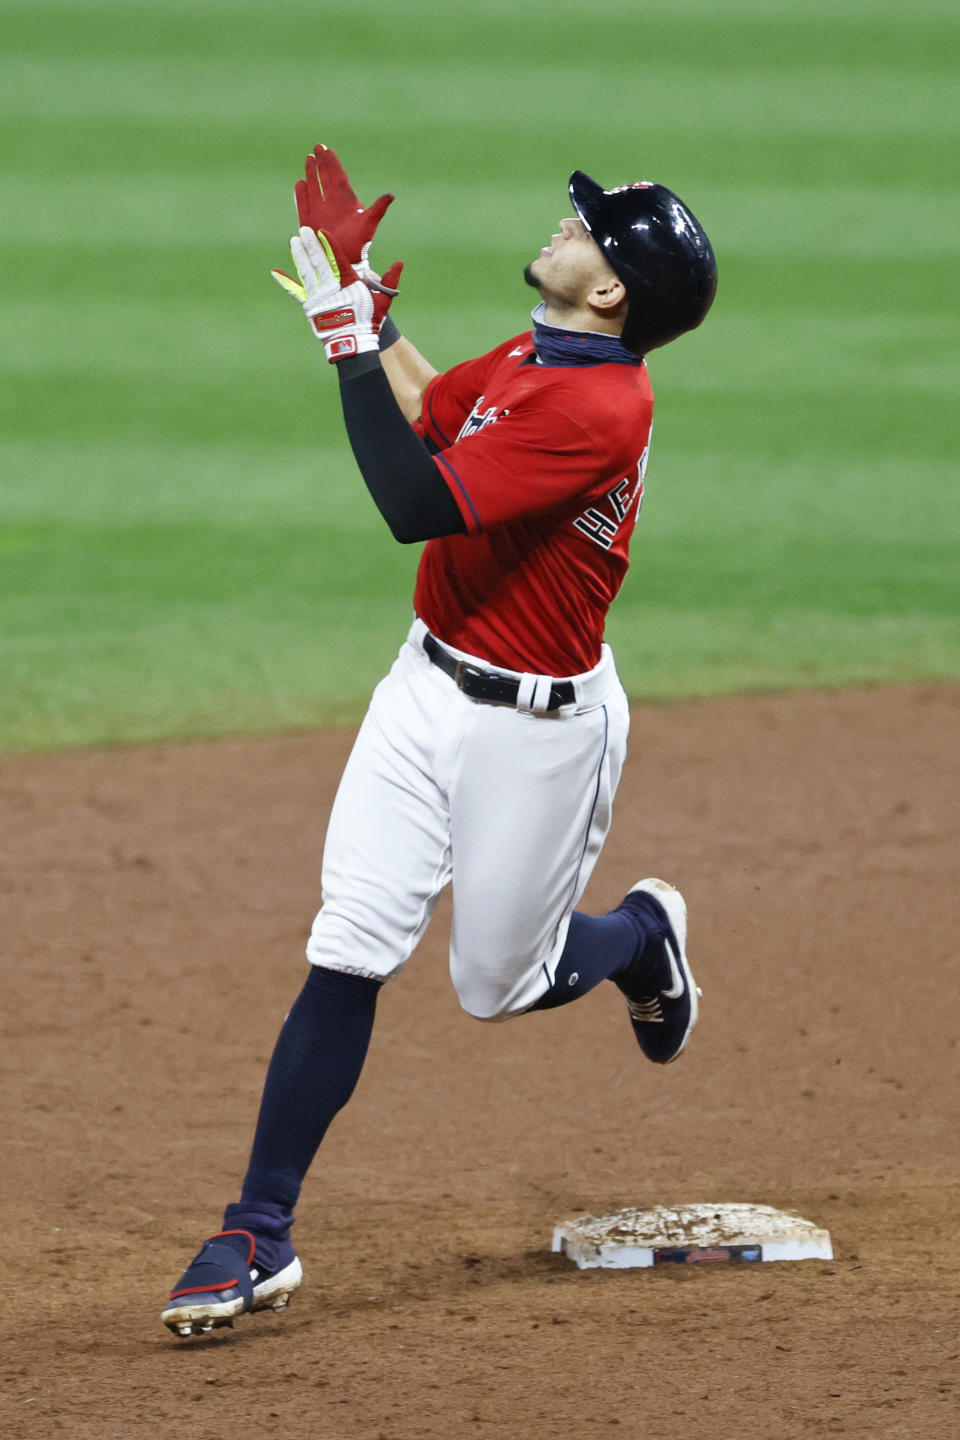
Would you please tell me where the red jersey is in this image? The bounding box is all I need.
[412,332,655,676]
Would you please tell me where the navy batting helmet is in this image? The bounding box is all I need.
[569,171,717,355]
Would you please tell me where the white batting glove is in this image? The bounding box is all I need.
[272,227,378,362]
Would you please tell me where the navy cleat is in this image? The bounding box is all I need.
[162,1228,302,1338]
[613,877,701,1064]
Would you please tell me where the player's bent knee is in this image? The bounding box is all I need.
[450,963,546,1023]
[458,995,516,1024]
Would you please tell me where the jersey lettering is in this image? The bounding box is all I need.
[572,446,649,550]
[457,397,504,441]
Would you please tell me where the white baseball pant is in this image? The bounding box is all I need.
[306,617,630,1019]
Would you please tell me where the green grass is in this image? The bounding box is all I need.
[2,0,959,751]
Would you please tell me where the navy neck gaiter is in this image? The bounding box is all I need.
[530,302,643,367]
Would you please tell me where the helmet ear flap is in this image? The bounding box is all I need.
[568,172,717,354]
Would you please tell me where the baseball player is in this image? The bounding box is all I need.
[162,146,717,1337]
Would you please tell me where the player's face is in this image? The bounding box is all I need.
[523,217,614,306]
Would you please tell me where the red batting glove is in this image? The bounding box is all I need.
[371,260,404,334]
[295,144,394,268]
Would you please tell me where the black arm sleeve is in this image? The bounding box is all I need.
[336,354,467,544]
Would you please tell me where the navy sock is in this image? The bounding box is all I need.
[232,966,380,1220]
[220,1200,296,1275]
[528,903,656,1012]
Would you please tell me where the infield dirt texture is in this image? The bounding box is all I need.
[2,0,959,1435]
[2,685,958,1437]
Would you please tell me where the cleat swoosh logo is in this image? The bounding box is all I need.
[661,937,686,1000]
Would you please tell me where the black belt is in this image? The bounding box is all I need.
[423,633,575,711]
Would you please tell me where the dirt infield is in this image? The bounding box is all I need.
[2,684,958,1439]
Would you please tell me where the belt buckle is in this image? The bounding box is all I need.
[453,659,484,690]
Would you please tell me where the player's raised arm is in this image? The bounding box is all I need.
[377,322,439,424]
[271,224,464,544]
